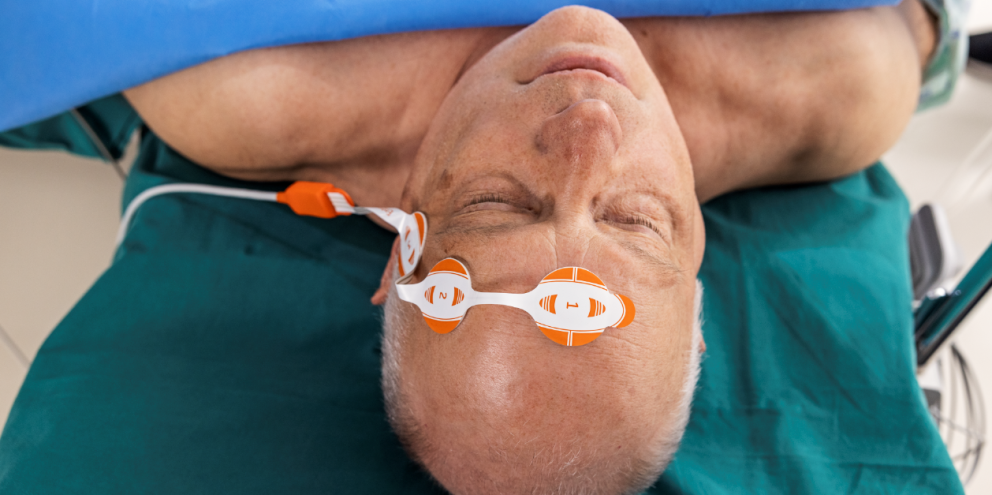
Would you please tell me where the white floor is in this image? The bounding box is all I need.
[3,9,992,492]
[0,145,125,426]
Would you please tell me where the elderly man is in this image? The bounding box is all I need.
[119,3,937,493]
[1,1,958,494]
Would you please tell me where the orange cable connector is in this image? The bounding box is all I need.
[276,181,355,218]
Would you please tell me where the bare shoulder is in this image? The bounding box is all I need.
[625,0,936,201]
[125,5,936,203]
[124,29,501,183]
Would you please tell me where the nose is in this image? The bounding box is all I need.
[536,99,622,263]
[536,99,622,174]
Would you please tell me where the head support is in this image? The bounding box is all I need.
[396,258,635,346]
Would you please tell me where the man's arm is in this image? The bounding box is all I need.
[124,30,503,182]
[127,2,936,204]
[628,0,937,201]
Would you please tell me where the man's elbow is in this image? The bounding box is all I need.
[124,57,312,175]
[802,5,926,182]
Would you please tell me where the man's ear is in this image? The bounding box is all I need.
[697,209,707,355]
[696,277,706,355]
[692,204,706,272]
[371,236,401,305]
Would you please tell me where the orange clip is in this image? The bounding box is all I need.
[276,181,354,218]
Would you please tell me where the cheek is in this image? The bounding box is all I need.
[588,238,680,293]
[609,280,695,369]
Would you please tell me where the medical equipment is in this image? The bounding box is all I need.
[117,181,428,278]
[908,200,989,481]
[396,258,635,346]
[920,344,987,485]
[914,228,992,367]
[909,204,962,301]
[116,180,635,345]
[968,31,992,82]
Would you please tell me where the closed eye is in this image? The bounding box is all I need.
[458,192,530,215]
[467,193,509,206]
[605,215,664,238]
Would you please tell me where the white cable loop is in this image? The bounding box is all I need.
[116,184,278,248]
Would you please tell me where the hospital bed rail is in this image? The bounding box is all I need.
[915,238,992,367]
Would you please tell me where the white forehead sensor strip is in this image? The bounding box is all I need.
[395,258,636,346]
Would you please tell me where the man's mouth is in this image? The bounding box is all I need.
[533,54,629,89]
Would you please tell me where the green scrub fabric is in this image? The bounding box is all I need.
[0,98,962,494]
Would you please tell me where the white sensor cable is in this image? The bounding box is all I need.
[116,184,278,248]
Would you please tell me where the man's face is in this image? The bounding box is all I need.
[384,7,706,493]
